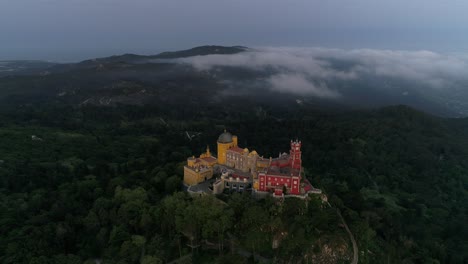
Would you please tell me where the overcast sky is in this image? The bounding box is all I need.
[1,0,468,61]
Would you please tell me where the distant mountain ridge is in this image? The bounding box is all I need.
[154,45,248,59]
[0,45,466,117]
[0,45,248,75]
[79,45,248,64]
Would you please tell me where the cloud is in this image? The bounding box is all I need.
[170,47,468,97]
[318,48,468,88]
[176,48,358,80]
[267,73,340,98]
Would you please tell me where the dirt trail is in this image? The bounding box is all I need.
[337,209,358,264]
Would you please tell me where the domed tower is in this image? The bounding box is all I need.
[217,130,235,165]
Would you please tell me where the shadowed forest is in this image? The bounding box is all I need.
[0,101,467,263]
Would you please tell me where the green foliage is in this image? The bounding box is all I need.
[141,255,163,264]
[0,103,467,263]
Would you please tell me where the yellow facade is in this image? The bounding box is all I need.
[184,166,213,185]
[199,147,216,166]
[232,135,238,146]
[253,180,259,190]
[187,156,196,167]
[183,146,217,185]
[185,131,256,185]
[217,132,238,165]
[217,142,231,165]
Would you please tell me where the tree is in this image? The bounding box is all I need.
[165,175,181,194]
[142,255,163,264]
[194,196,233,254]
[240,206,270,256]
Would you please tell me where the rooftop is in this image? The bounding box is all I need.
[218,131,233,143]
[228,146,244,154]
[266,161,301,177]
[200,156,217,163]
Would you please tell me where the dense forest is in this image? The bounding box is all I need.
[0,100,467,263]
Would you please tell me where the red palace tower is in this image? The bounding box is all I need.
[258,140,303,196]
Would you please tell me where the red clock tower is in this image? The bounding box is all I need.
[289,140,302,170]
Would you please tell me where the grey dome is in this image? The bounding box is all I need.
[218,131,233,143]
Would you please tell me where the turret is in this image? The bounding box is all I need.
[217,130,234,165]
[206,145,211,156]
[188,156,196,167]
[289,140,302,170]
[232,135,238,147]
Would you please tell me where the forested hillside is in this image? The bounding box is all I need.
[0,45,463,117]
[0,102,467,263]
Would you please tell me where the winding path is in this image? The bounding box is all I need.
[337,209,358,264]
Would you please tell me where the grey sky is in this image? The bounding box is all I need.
[1,0,468,61]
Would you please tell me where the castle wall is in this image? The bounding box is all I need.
[183,166,213,186]
[258,174,301,195]
[226,150,259,173]
[217,142,234,165]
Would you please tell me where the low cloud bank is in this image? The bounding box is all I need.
[173,47,468,98]
[267,73,340,98]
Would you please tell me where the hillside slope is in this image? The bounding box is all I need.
[0,45,462,117]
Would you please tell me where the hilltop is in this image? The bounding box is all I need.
[75,45,248,65]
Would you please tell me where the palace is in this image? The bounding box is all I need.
[183,130,320,197]
[183,146,217,185]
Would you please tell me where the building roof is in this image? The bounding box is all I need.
[200,156,217,163]
[228,146,244,154]
[229,173,251,181]
[266,164,301,177]
[218,131,233,143]
[270,156,290,168]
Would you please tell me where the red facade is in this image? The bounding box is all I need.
[258,174,301,195]
[289,140,302,170]
[257,140,302,195]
